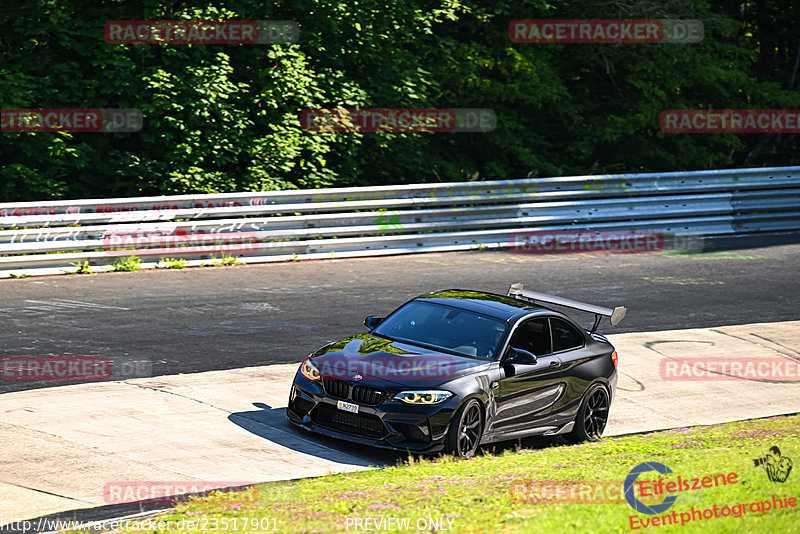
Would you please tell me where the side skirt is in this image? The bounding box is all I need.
[479,421,574,445]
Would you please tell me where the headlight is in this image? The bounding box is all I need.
[393,390,453,405]
[300,359,321,381]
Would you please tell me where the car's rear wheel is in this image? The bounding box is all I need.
[565,383,609,444]
[446,398,483,459]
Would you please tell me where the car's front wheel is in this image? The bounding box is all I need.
[446,398,483,459]
[565,383,610,444]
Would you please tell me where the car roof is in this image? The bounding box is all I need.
[415,289,552,322]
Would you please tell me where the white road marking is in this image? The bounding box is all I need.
[19,299,131,313]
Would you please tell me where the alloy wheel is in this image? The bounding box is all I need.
[456,401,482,458]
[583,387,609,440]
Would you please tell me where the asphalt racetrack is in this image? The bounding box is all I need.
[1,232,799,394]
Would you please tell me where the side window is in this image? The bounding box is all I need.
[509,318,551,356]
[550,318,585,352]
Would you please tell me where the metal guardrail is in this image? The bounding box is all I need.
[1,166,799,277]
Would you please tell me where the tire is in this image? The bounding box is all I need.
[445,398,484,459]
[565,383,610,444]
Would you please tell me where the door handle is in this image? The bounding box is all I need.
[549,360,561,367]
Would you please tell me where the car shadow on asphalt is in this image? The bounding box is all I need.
[229,403,407,469]
[230,402,565,470]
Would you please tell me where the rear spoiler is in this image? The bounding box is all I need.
[507,283,626,334]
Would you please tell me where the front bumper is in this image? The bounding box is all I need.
[286,373,459,454]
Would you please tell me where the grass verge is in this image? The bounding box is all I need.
[86,415,799,533]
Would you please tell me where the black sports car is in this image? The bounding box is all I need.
[287,283,625,459]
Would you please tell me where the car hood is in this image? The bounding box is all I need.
[308,333,491,388]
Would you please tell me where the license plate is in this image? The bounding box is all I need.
[337,400,359,414]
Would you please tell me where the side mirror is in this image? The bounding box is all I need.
[364,316,384,330]
[507,347,538,365]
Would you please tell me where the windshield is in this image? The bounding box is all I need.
[373,300,507,359]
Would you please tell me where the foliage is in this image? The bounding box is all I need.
[2,1,799,202]
[68,259,93,274]
[158,257,189,269]
[210,254,241,266]
[109,255,142,271]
